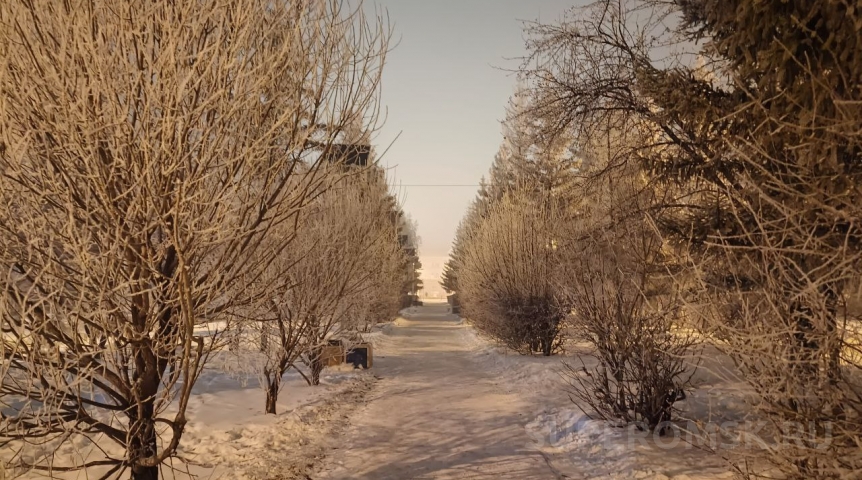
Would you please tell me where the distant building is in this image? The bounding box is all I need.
[320,143,371,167]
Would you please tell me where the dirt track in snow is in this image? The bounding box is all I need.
[317,302,560,480]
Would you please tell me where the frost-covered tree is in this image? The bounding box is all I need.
[559,124,697,433]
[290,168,403,386]
[458,189,569,355]
[441,199,483,297]
[226,164,404,412]
[443,85,578,302]
[0,1,389,478]
[397,212,422,305]
[524,0,862,476]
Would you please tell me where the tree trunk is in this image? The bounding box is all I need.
[260,330,268,353]
[129,413,159,480]
[132,465,158,480]
[265,381,278,414]
[542,338,553,357]
[614,368,627,417]
[229,326,241,352]
[130,341,161,480]
[310,349,323,386]
[541,319,556,356]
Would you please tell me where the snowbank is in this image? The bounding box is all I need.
[458,321,736,480]
[175,370,376,480]
[6,363,376,480]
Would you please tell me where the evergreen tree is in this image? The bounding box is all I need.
[443,84,579,298]
[524,0,862,476]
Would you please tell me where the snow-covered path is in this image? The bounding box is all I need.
[318,303,560,479]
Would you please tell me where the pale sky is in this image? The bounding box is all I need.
[371,0,585,257]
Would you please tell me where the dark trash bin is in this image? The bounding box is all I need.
[346,345,371,369]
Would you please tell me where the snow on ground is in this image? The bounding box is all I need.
[6,355,377,480]
[317,303,562,479]
[171,365,375,480]
[458,319,738,479]
[315,303,740,479]
[5,308,756,480]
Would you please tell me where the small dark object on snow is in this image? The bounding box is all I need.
[346,343,373,369]
[346,347,368,369]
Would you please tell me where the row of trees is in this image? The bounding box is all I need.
[443,89,577,356]
[444,88,692,431]
[0,1,412,479]
[446,0,862,477]
[229,167,411,413]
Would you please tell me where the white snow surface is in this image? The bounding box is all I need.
[7,304,745,479]
[7,359,375,480]
[317,302,736,480]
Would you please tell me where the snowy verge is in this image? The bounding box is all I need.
[458,320,736,480]
[5,365,377,480]
[458,320,575,399]
[356,320,400,351]
[177,372,377,480]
